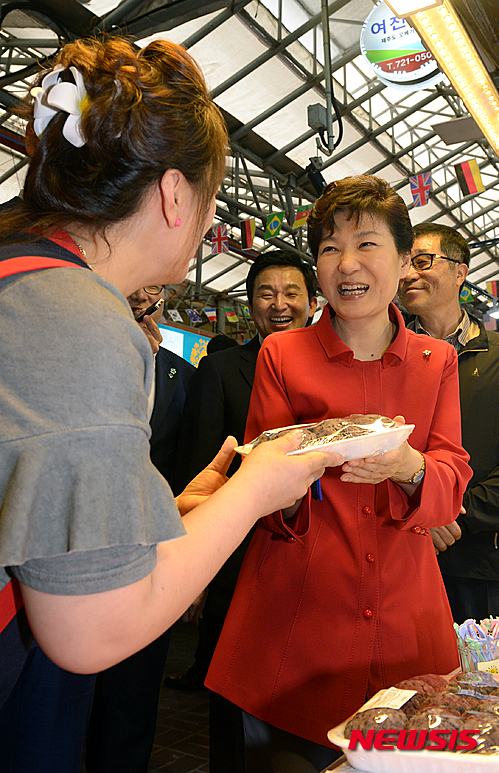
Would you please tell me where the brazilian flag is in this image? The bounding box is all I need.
[264,211,284,240]
[459,285,473,304]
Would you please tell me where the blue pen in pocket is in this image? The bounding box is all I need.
[311,479,322,500]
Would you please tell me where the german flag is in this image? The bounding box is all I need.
[240,218,256,249]
[454,159,485,196]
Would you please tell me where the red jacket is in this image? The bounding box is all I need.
[206,304,471,746]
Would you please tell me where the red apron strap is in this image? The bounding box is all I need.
[0,256,83,280]
[0,253,85,629]
[0,578,23,634]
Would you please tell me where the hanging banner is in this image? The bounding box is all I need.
[409,172,431,207]
[185,309,203,324]
[167,309,183,323]
[223,307,238,323]
[204,308,217,323]
[211,223,229,255]
[454,159,485,196]
[240,218,256,249]
[360,1,443,91]
[292,205,313,228]
[459,285,473,303]
[264,212,284,239]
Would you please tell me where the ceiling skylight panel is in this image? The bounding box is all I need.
[137,12,220,49]
[343,60,370,91]
[216,54,305,129]
[187,16,268,92]
[258,0,311,33]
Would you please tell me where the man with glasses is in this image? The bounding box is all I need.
[399,222,499,624]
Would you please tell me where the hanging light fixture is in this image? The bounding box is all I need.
[384,0,499,158]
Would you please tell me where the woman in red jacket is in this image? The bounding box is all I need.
[206,176,472,772]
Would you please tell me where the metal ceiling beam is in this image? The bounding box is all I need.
[298,90,441,186]
[14,0,100,37]
[0,87,22,109]
[470,217,499,240]
[423,163,498,221]
[0,155,28,183]
[96,0,150,28]
[211,0,351,100]
[181,0,251,48]
[468,256,498,277]
[265,75,383,167]
[231,74,324,142]
[0,38,57,48]
[365,131,438,175]
[107,0,245,39]
[0,58,52,87]
[392,141,475,192]
[201,258,247,288]
[472,267,499,284]
[460,198,499,229]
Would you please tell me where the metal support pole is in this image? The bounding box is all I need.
[320,0,334,155]
[216,297,225,334]
[194,243,203,299]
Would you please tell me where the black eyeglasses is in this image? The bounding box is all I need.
[143,285,164,295]
[410,253,462,271]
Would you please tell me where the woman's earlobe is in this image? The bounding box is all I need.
[158,169,183,229]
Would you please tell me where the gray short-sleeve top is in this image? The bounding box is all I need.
[0,265,186,597]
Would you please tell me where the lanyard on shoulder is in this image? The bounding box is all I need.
[0,238,89,280]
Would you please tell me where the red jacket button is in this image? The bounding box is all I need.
[363,608,373,619]
[362,506,372,516]
[411,526,421,534]
[286,536,297,543]
[366,553,375,563]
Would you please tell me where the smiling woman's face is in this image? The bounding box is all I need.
[316,211,410,327]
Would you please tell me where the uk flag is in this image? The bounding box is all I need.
[409,172,431,207]
[211,223,229,255]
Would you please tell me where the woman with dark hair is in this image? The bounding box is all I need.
[206,176,472,772]
[0,35,340,754]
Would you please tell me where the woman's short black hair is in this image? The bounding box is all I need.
[307,175,414,262]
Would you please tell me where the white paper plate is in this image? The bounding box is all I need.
[237,422,415,463]
[328,720,499,773]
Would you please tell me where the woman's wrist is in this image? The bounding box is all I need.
[390,450,425,485]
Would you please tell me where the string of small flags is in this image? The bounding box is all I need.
[211,161,486,249]
[409,159,485,208]
[211,203,314,255]
[166,306,249,325]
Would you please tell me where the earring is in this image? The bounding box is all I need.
[174,218,182,227]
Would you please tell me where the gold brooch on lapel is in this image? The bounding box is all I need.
[422,349,431,359]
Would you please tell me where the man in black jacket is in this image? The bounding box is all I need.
[86,286,196,773]
[399,222,499,624]
[171,250,317,773]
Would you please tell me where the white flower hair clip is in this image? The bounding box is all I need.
[31,64,89,148]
